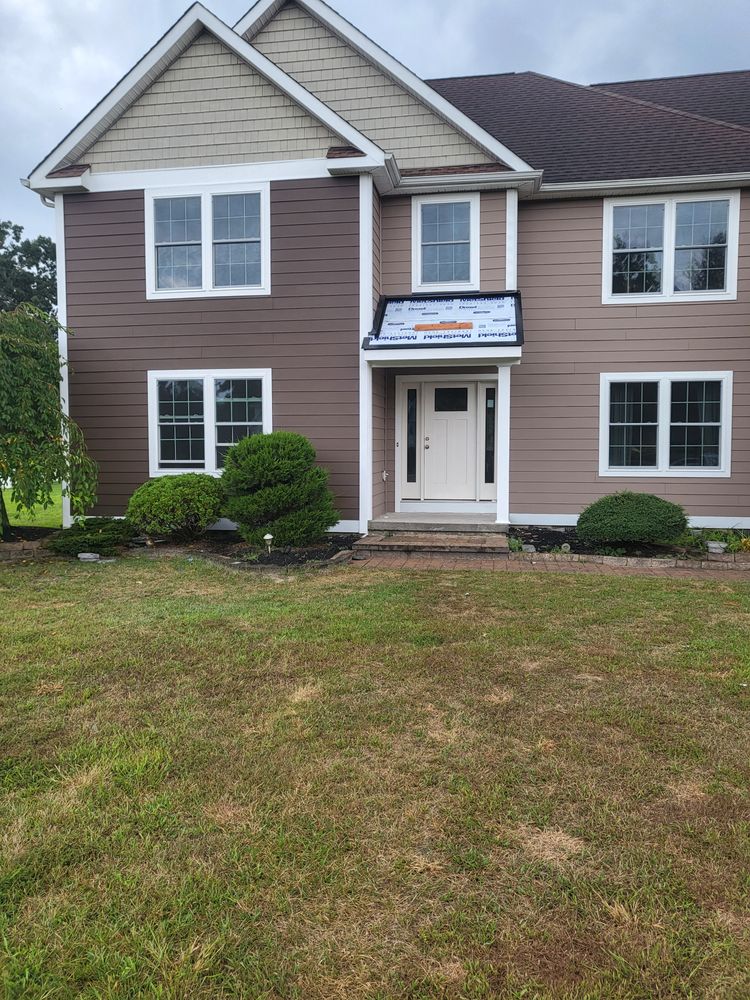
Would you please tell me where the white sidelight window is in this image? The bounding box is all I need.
[147,369,272,476]
[412,193,480,293]
[145,183,270,299]
[602,192,740,303]
[599,371,732,477]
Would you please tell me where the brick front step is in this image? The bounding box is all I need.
[353,531,509,556]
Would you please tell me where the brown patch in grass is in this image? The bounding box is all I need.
[203,798,260,831]
[518,826,585,864]
[33,680,64,696]
[289,682,322,704]
[485,687,513,705]
[489,921,607,992]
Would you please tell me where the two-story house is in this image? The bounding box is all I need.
[24,0,750,534]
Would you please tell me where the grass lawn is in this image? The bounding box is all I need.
[2,484,62,529]
[1,557,749,998]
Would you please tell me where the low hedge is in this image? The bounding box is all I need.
[46,517,137,557]
[577,491,688,545]
[126,474,224,539]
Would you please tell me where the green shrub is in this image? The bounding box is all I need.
[577,491,687,545]
[222,431,339,546]
[126,474,224,539]
[46,517,137,557]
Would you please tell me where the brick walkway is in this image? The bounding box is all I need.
[351,552,750,579]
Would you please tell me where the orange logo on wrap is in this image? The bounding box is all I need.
[413,322,474,331]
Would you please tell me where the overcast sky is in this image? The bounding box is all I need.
[2,0,749,239]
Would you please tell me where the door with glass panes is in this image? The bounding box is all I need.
[398,380,497,502]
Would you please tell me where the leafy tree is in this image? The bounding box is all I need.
[0,221,57,314]
[0,305,97,538]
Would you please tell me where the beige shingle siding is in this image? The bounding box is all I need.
[251,3,494,169]
[84,32,342,172]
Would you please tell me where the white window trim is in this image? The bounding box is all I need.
[144,182,271,300]
[601,191,740,305]
[411,192,481,294]
[598,371,732,478]
[147,368,272,477]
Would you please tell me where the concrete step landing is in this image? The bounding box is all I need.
[353,531,509,557]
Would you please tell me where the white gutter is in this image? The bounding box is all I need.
[537,171,750,198]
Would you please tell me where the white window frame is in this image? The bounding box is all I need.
[145,182,271,300]
[602,191,740,305]
[147,368,273,477]
[411,192,481,294]
[598,371,732,478]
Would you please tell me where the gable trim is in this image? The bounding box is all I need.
[235,0,534,173]
[26,2,384,191]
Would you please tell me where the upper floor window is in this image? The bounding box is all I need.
[147,369,272,477]
[412,193,480,293]
[598,371,732,478]
[602,192,740,304]
[145,184,270,300]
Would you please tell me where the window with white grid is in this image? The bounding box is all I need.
[599,372,732,477]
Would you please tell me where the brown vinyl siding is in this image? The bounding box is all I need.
[511,193,750,519]
[381,192,507,296]
[64,178,360,519]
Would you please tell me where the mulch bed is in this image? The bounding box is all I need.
[509,526,681,558]
[1,526,57,544]
[178,532,359,567]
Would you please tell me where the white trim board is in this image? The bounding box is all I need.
[211,517,360,533]
[358,173,375,533]
[26,3,384,190]
[234,0,533,173]
[510,513,750,530]
[54,194,73,529]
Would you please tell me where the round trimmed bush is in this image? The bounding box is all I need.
[222,431,339,546]
[126,474,224,539]
[577,491,687,545]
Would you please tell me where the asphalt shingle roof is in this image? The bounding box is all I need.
[427,70,750,184]
[594,70,750,131]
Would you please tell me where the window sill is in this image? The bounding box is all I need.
[146,285,271,301]
[602,289,737,306]
[411,280,481,295]
[598,467,731,479]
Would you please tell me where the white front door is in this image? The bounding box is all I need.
[423,383,477,500]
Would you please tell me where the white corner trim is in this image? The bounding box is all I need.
[26,3,384,190]
[330,519,361,533]
[505,188,518,290]
[598,370,733,478]
[144,182,271,301]
[359,173,375,533]
[147,368,272,478]
[411,192,481,294]
[55,194,73,529]
[601,190,740,305]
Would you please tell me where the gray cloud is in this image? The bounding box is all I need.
[2,0,749,237]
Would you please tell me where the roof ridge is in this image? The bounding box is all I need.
[594,67,750,87]
[426,71,522,83]
[525,70,750,139]
[592,84,750,137]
